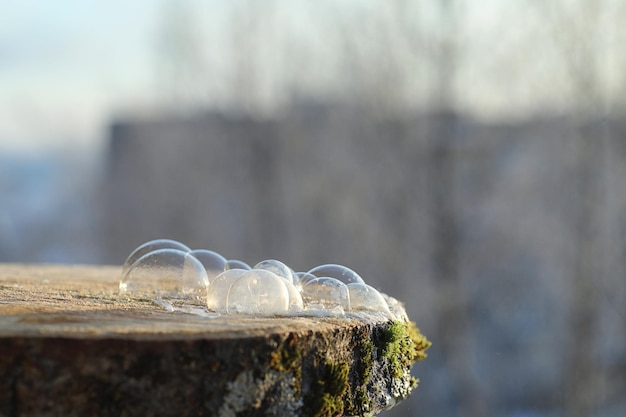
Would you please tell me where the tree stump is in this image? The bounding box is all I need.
[0,264,430,417]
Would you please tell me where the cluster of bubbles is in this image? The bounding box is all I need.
[120,239,403,319]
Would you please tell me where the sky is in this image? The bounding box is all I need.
[0,0,307,154]
[0,1,168,153]
[0,0,623,154]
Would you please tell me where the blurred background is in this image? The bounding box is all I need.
[2,1,626,416]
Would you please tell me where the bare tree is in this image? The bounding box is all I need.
[533,1,612,415]
[364,0,487,415]
[226,0,280,116]
[424,2,487,416]
[155,0,206,112]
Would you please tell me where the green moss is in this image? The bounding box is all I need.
[355,336,374,385]
[406,321,432,363]
[269,343,301,374]
[269,336,302,394]
[355,386,369,406]
[347,335,375,416]
[348,385,373,417]
[306,361,350,417]
[379,322,407,377]
[274,321,430,416]
[325,362,350,397]
[378,321,431,378]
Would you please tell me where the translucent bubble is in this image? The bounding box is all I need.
[254,259,295,285]
[226,259,251,271]
[306,264,365,285]
[383,295,409,322]
[296,272,317,287]
[120,239,396,318]
[189,249,227,281]
[347,283,390,314]
[207,269,247,312]
[122,239,190,277]
[284,281,304,312]
[301,277,350,310]
[226,269,289,315]
[289,268,299,286]
[120,249,208,300]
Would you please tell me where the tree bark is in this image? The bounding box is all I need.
[0,264,429,417]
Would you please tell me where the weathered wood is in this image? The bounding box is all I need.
[0,264,429,417]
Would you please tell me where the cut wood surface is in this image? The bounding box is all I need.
[0,264,350,340]
[0,263,429,417]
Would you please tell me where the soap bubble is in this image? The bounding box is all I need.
[383,295,409,321]
[296,272,317,287]
[306,264,365,285]
[120,249,208,300]
[301,277,350,310]
[254,259,295,285]
[226,269,289,315]
[347,283,390,314]
[189,249,227,281]
[207,269,247,312]
[122,239,190,277]
[284,281,304,312]
[119,239,408,319]
[226,259,251,271]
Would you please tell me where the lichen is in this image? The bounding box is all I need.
[218,369,301,417]
[269,335,303,396]
[344,320,432,415]
[218,370,264,417]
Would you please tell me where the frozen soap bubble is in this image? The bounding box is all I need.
[302,277,350,310]
[189,249,227,281]
[119,239,401,320]
[226,269,289,315]
[122,239,190,277]
[347,283,390,314]
[207,268,247,312]
[383,294,409,322]
[120,248,209,300]
[284,281,304,312]
[254,259,296,285]
[226,259,251,271]
[306,264,365,285]
[296,272,317,287]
